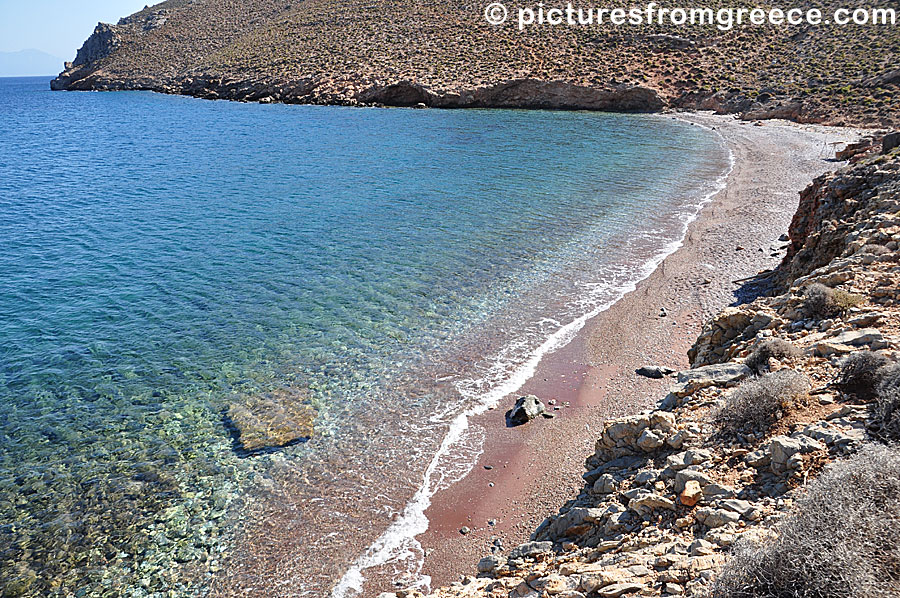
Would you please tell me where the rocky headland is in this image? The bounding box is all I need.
[52,0,899,126]
[388,135,900,597]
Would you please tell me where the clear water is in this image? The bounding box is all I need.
[0,77,730,597]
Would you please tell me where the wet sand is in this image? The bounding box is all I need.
[415,113,861,590]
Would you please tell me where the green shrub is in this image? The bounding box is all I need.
[803,283,864,319]
[714,370,810,435]
[745,339,802,374]
[713,444,900,598]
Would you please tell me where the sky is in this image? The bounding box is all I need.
[0,0,154,60]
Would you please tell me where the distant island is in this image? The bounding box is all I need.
[51,0,898,126]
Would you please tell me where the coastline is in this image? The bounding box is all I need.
[411,113,862,592]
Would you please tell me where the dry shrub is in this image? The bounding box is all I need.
[875,364,900,441]
[803,283,864,319]
[837,350,891,400]
[713,444,900,598]
[714,370,810,435]
[745,339,802,374]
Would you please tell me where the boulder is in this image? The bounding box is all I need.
[679,480,702,507]
[696,507,740,528]
[629,491,676,514]
[675,468,713,493]
[597,582,646,597]
[592,474,619,495]
[477,554,503,573]
[636,428,666,452]
[829,328,887,349]
[677,362,752,388]
[227,388,315,452]
[509,541,554,559]
[506,395,547,426]
[636,365,675,379]
[769,435,825,473]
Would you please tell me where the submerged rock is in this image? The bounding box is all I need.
[227,388,315,452]
[506,395,547,427]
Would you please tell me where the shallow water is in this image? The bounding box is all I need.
[0,77,729,597]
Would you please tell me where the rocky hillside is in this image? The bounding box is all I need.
[394,140,900,597]
[52,0,899,126]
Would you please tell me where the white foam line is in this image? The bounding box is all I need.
[331,127,735,598]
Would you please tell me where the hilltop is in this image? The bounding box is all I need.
[52,0,899,126]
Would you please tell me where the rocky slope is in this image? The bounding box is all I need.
[52,0,899,126]
[393,138,900,597]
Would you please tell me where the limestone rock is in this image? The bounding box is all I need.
[679,480,702,507]
[227,388,315,452]
[509,541,554,560]
[629,491,676,514]
[596,582,645,597]
[477,554,502,573]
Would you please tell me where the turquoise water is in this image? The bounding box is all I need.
[0,77,729,596]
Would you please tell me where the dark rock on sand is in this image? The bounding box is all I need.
[227,388,315,452]
[636,366,676,379]
[506,395,546,427]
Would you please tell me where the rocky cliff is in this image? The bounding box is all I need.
[52,0,899,125]
[397,139,900,597]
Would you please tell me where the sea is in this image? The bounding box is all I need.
[0,76,731,597]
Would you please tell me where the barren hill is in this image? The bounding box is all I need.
[53,1,898,125]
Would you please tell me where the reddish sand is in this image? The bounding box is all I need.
[413,114,861,591]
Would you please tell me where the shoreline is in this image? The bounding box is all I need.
[332,113,735,597]
[411,113,861,592]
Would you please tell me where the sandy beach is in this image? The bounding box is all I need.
[414,112,862,591]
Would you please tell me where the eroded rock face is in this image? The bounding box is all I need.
[51,23,123,91]
[73,23,121,67]
[227,388,315,452]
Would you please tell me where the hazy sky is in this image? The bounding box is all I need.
[0,1,154,59]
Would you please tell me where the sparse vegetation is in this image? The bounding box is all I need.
[875,364,900,441]
[745,339,802,374]
[713,444,900,598]
[837,350,891,400]
[803,283,864,319]
[714,369,810,435]
[50,0,900,127]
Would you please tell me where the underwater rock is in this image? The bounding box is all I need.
[227,388,315,452]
